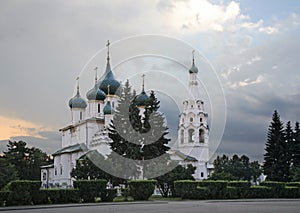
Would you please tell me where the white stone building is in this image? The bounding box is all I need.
[170,54,213,180]
[41,45,212,188]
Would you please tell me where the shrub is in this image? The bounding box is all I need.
[284,187,300,198]
[6,180,41,205]
[247,186,272,198]
[100,189,117,202]
[38,189,80,204]
[286,182,300,187]
[0,191,11,206]
[227,181,251,198]
[228,181,251,189]
[201,180,228,199]
[174,180,199,198]
[260,181,285,198]
[73,179,107,202]
[128,180,156,200]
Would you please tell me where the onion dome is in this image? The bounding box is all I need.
[86,67,106,101]
[86,85,106,101]
[98,41,121,95]
[134,74,149,107]
[69,83,87,109]
[103,100,113,114]
[189,51,198,74]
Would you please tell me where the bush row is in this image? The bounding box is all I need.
[0,180,118,206]
[174,180,300,199]
[128,180,157,200]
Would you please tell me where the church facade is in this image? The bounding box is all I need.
[41,44,212,188]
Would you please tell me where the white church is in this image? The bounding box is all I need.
[41,42,213,188]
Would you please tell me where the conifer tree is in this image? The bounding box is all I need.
[263,110,288,181]
[293,122,300,167]
[108,81,171,179]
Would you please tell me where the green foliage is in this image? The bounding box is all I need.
[228,181,251,188]
[174,180,199,198]
[100,189,117,202]
[5,180,41,205]
[156,164,196,197]
[0,191,11,206]
[37,189,80,204]
[210,154,261,181]
[201,180,228,199]
[0,157,19,190]
[283,187,300,198]
[108,80,171,180]
[286,182,300,187]
[3,141,52,180]
[247,186,272,198]
[260,181,285,198]
[73,179,107,202]
[128,180,157,200]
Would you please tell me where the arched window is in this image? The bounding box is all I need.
[112,102,115,108]
[199,129,205,143]
[42,172,47,180]
[98,104,100,113]
[80,111,82,120]
[190,117,193,122]
[180,130,184,143]
[200,117,203,122]
[188,129,195,143]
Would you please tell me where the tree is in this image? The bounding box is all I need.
[3,140,52,180]
[155,164,196,197]
[0,157,19,189]
[210,154,262,181]
[108,80,171,179]
[292,122,300,167]
[263,110,290,182]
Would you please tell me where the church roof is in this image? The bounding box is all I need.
[86,84,106,101]
[69,90,87,109]
[52,143,87,156]
[173,150,198,162]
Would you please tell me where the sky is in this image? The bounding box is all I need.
[0,0,300,162]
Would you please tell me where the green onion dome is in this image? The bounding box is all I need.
[134,91,149,107]
[69,90,87,109]
[86,84,106,101]
[189,60,198,73]
[103,100,113,114]
[98,58,121,95]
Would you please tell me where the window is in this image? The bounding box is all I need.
[199,129,205,143]
[180,130,184,144]
[98,104,100,113]
[201,172,204,178]
[55,168,57,176]
[80,111,82,120]
[188,129,195,143]
[60,165,63,175]
[191,105,193,108]
[42,172,47,180]
[190,117,193,122]
[112,102,115,108]
[200,118,202,122]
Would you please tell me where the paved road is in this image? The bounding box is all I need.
[0,199,299,213]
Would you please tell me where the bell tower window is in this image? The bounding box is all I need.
[188,129,195,142]
[200,118,203,122]
[199,129,205,143]
[98,104,100,113]
[180,130,184,144]
[190,117,193,122]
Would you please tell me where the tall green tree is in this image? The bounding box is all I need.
[108,80,171,179]
[0,157,19,189]
[292,122,300,167]
[210,154,261,181]
[263,110,289,181]
[3,140,52,180]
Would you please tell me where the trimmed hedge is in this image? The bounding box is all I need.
[6,180,41,205]
[100,189,117,202]
[247,186,272,198]
[286,182,300,187]
[202,180,228,199]
[174,180,199,199]
[36,189,80,204]
[0,191,11,206]
[128,180,156,200]
[73,179,107,202]
[260,181,285,198]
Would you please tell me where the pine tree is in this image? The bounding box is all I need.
[263,110,288,181]
[292,122,300,167]
[108,81,171,179]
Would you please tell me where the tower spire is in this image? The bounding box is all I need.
[94,66,98,84]
[192,50,195,65]
[76,76,80,95]
[106,40,110,61]
[142,74,145,92]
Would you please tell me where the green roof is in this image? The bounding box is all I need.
[52,143,87,156]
